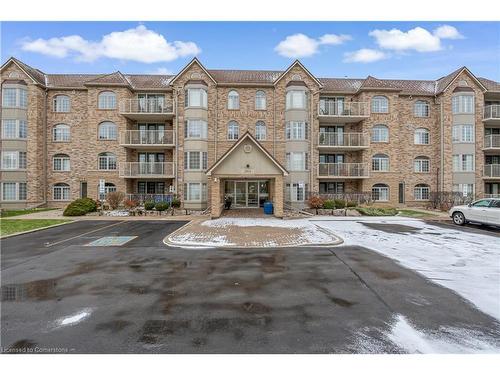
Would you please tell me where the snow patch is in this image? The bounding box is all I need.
[54,308,92,328]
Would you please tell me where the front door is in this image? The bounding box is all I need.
[247,182,259,207]
[226,180,269,208]
[235,182,247,207]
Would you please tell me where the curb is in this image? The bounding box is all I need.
[0,220,75,239]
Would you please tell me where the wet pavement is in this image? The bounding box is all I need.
[1,220,499,353]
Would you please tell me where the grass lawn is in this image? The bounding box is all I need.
[0,219,71,237]
[1,208,59,218]
[397,209,439,218]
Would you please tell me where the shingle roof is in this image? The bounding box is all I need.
[318,78,364,93]
[46,74,102,88]
[381,79,437,95]
[478,77,500,92]
[360,75,399,90]
[84,72,130,86]
[125,74,174,89]
[208,69,282,84]
[10,57,46,85]
[435,66,466,94]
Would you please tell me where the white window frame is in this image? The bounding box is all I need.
[184,151,208,170]
[452,154,474,172]
[98,121,117,140]
[228,90,240,110]
[255,90,266,110]
[53,183,70,201]
[227,121,239,140]
[99,182,117,201]
[53,154,71,171]
[414,185,430,200]
[414,101,430,117]
[414,157,430,173]
[185,88,208,108]
[185,119,208,139]
[452,124,474,143]
[372,154,390,172]
[255,121,266,140]
[98,153,117,170]
[1,182,27,201]
[372,184,389,202]
[98,91,116,110]
[414,128,430,145]
[286,152,308,171]
[2,87,27,108]
[285,121,307,140]
[371,125,389,143]
[453,183,475,196]
[286,90,306,110]
[287,183,307,202]
[452,95,474,114]
[2,119,27,139]
[53,95,70,112]
[371,96,389,113]
[1,151,26,170]
[184,182,207,202]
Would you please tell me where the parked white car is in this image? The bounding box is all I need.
[449,198,500,226]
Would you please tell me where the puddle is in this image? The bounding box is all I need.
[95,320,131,333]
[54,308,92,328]
[361,223,420,234]
[330,296,357,307]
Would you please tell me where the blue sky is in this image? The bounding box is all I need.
[1,21,499,80]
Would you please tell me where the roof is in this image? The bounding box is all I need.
[478,77,500,92]
[319,78,364,93]
[208,69,282,84]
[84,72,130,86]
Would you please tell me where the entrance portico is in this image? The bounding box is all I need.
[206,132,288,218]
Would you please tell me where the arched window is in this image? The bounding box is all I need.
[372,154,389,172]
[255,121,266,140]
[228,90,239,110]
[227,121,239,140]
[53,183,70,201]
[53,95,70,112]
[371,96,389,113]
[414,100,429,117]
[98,91,116,109]
[53,154,70,171]
[372,184,389,201]
[371,124,389,142]
[414,156,430,173]
[255,90,266,110]
[99,182,116,200]
[53,124,70,142]
[98,121,117,140]
[414,128,430,145]
[98,152,117,170]
[414,184,430,200]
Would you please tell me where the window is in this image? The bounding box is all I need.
[98,152,117,170]
[1,182,27,201]
[414,128,430,145]
[1,151,26,169]
[452,124,474,143]
[228,90,239,110]
[53,154,70,171]
[286,183,308,202]
[255,121,266,140]
[185,119,208,139]
[453,154,474,172]
[372,184,389,201]
[2,119,27,139]
[452,95,474,114]
[99,182,116,201]
[53,95,70,112]
[371,96,389,113]
[286,152,308,171]
[285,121,307,140]
[372,154,389,172]
[53,183,70,201]
[414,156,430,173]
[227,121,239,140]
[185,88,207,108]
[414,184,430,200]
[98,121,117,140]
[98,91,116,109]
[184,151,208,170]
[453,183,474,196]
[52,124,70,142]
[414,101,429,117]
[471,199,491,207]
[286,90,306,110]
[183,182,207,201]
[2,87,27,108]
[371,125,389,142]
[255,90,266,110]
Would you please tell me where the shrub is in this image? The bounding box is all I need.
[323,199,335,209]
[63,198,97,216]
[106,191,125,210]
[171,198,181,208]
[346,201,357,208]
[155,202,170,212]
[124,199,138,209]
[334,199,346,209]
[308,195,324,209]
[144,201,155,210]
[79,197,98,212]
[355,207,398,216]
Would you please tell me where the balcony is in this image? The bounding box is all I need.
[318,132,369,150]
[483,105,500,125]
[119,98,175,121]
[318,101,369,123]
[483,164,500,179]
[318,163,369,179]
[483,134,500,153]
[119,162,175,179]
[120,130,175,148]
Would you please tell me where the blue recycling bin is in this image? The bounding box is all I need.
[263,201,273,215]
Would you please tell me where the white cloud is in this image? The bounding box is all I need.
[433,25,464,40]
[368,25,464,53]
[275,33,351,58]
[20,25,201,63]
[343,49,388,63]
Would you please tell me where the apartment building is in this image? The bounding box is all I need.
[1,57,499,218]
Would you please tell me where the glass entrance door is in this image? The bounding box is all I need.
[235,182,247,207]
[226,180,269,208]
[247,182,259,207]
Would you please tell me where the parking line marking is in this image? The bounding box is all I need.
[45,221,127,247]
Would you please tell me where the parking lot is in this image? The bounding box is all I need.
[1,220,500,353]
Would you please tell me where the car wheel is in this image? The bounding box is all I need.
[452,212,466,226]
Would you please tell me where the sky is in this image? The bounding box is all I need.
[1,21,499,80]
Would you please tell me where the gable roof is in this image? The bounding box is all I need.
[208,69,282,84]
[206,132,288,176]
[359,75,400,91]
[435,66,487,93]
[1,57,46,85]
[274,60,323,88]
[169,57,217,85]
[478,77,500,93]
[84,71,131,87]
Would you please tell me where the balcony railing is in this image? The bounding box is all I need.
[126,193,174,204]
[484,194,500,198]
[483,105,500,121]
[120,130,175,146]
[120,98,174,114]
[484,164,500,178]
[318,163,369,178]
[318,132,369,148]
[119,162,175,178]
[318,101,369,117]
[484,134,500,149]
